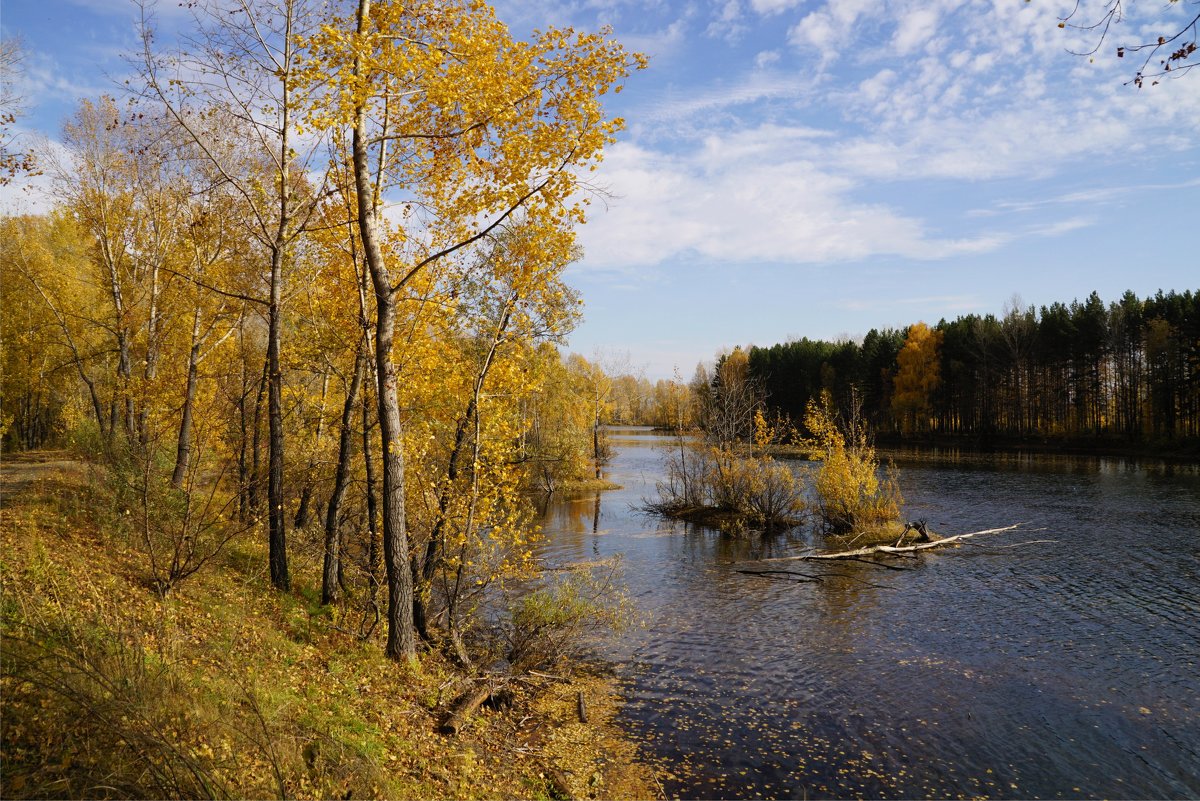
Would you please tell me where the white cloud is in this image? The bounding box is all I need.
[856,68,896,102]
[754,49,781,69]
[704,0,747,42]
[575,134,1008,270]
[892,8,940,55]
[748,0,802,16]
[619,17,690,57]
[0,134,67,215]
[786,0,872,64]
[579,0,1200,274]
[968,178,1200,216]
[643,72,820,129]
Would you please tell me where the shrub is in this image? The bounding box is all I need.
[647,441,805,530]
[651,440,712,511]
[802,390,902,533]
[506,566,629,672]
[2,612,240,799]
[105,441,250,596]
[744,456,806,525]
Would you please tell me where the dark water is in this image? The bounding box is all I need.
[537,427,1200,800]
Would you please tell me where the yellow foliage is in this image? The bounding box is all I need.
[891,321,943,434]
[803,390,902,533]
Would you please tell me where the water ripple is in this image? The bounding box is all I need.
[538,429,1200,799]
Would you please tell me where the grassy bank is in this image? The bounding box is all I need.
[0,456,656,800]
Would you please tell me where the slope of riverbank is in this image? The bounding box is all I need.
[0,453,656,800]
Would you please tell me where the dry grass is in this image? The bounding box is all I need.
[0,456,658,800]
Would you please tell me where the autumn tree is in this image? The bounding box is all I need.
[650,375,696,432]
[300,0,642,661]
[521,346,597,494]
[137,0,333,592]
[803,389,901,534]
[610,373,653,424]
[699,347,762,451]
[891,322,943,435]
[1,215,92,449]
[567,353,617,479]
[396,223,583,663]
[749,291,1198,446]
[169,163,245,488]
[39,97,192,448]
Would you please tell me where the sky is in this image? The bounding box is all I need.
[3,0,1199,379]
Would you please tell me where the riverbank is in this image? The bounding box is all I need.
[0,454,657,800]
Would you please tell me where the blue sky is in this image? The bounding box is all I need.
[3,0,1199,379]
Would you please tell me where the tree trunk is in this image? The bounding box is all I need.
[362,377,380,602]
[138,262,162,445]
[414,293,514,643]
[593,414,602,479]
[413,406,473,643]
[250,353,269,515]
[352,0,416,663]
[295,371,330,528]
[117,329,135,442]
[237,334,250,521]
[267,245,289,591]
[172,305,204,488]
[323,339,367,604]
[267,12,297,592]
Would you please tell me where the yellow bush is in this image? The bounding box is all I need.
[803,391,902,533]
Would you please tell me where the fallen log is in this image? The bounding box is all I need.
[576,690,588,724]
[545,765,575,800]
[441,680,507,735]
[760,523,1030,563]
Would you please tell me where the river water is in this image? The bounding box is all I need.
[536,426,1200,800]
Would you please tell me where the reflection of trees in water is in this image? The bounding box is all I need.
[538,492,607,562]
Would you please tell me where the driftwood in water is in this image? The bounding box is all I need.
[895,519,931,546]
[763,523,1031,564]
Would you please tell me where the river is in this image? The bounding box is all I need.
[536,426,1200,800]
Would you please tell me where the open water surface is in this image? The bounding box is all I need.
[537,426,1200,799]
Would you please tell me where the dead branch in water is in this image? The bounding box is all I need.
[760,523,1037,564]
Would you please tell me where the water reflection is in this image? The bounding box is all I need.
[537,427,1200,799]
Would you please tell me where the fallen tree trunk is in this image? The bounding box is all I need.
[576,690,588,724]
[763,523,1030,563]
[441,680,508,735]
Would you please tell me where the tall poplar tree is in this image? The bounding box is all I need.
[301,0,642,661]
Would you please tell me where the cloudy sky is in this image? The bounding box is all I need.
[4,0,1199,378]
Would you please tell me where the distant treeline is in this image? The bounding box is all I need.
[749,290,1200,449]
